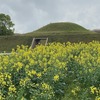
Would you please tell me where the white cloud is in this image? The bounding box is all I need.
[0,0,100,33]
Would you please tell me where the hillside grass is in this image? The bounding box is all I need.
[26,22,91,36]
[0,36,33,52]
[0,33,100,52]
[0,22,100,52]
[34,22,89,32]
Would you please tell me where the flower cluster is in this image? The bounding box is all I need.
[0,41,100,100]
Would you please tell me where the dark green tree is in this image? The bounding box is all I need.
[0,13,14,35]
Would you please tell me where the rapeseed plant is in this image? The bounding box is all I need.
[0,41,100,100]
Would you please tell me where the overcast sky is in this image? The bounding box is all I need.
[0,0,100,33]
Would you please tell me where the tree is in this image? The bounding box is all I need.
[0,13,14,35]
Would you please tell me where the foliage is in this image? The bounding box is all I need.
[0,41,100,100]
[0,13,14,35]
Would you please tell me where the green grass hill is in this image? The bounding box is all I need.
[35,22,89,32]
[26,22,93,36]
[0,22,100,52]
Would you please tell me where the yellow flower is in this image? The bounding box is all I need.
[15,62,23,71]
[37,72,42,78]
[9,85,16,93]
[27,70,36,77]
[17,62,23,67]
[2,81,6,86]
[71,86,80,96]
[42,83,51,90]
[90,86,99,95]
[20,77,30,86]
[53,75,59,81]
[29,59,35,65]
[71,90,76,95]
[31,70,36,75]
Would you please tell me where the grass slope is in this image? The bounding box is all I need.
[26,22,93,36]
[0,33,100,52]
[35,22,89,32]
[0,36,33,52]
[0,22,100,52]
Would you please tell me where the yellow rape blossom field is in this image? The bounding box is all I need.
[0,41,100,100]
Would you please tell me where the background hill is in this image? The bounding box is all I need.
[35,22,88,32]
[26,22,92,36]
[0,22,100,52]
[92,29,100,33]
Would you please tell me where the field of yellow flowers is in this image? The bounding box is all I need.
[0,41,100,100]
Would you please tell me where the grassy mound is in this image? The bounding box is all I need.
[26,22,93,36]
[0,22,100,52]
[35,22,89,32]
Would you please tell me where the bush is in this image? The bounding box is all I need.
[0,41,100,100]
